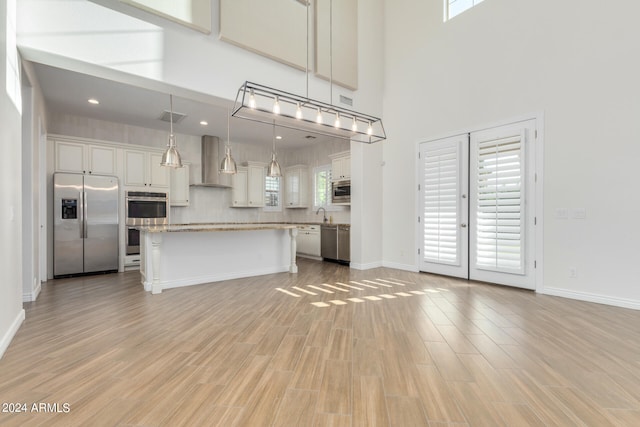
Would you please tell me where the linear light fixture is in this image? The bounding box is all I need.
[231,81,386,143]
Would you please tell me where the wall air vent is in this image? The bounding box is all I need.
[339,95,353,106]
[159,110,187,124]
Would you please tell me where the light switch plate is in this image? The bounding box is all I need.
[555,208,569,219]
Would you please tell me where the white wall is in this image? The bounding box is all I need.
[17,0,383,116]
[383,0,640,307]
[0,1,26,358]
[21,60,48,301]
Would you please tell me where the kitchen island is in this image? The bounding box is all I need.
[138,223,298,294]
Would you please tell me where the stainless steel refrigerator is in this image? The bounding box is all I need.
[54,173,119,277]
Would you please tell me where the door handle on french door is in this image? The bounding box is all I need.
[461,223,467,228]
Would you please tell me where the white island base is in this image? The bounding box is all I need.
[139,224,298,294]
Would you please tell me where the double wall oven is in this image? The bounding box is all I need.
[125,191,168,257]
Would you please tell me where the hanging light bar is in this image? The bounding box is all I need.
[231,81,386,144]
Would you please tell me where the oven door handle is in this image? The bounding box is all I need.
[126,197,168,202]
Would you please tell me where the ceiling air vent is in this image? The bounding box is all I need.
[159,110,187,124]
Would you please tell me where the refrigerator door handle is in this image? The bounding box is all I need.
[79,191,84,238]
[83,191,88,238]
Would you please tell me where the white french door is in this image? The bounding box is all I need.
[419,120,537,290]
[418,134,469,279]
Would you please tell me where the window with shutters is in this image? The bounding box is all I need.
[313,165,332,209]
[474,134,525,274]
[264,175,281,211]
[445,0,484,21]
[422,144,461,265]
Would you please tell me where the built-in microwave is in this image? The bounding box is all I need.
[332,180,351,205]
[125,191,168,255]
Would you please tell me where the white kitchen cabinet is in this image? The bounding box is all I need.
[170,163,190,206]
[231,167,248,207]
[297,225,321,257]
[54,140,116,175]
[330,152,350,181]
[124,149,169,189]
[284,165,308,208]
[232,162,265,207]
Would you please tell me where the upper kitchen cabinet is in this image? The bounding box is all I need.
[284,165,308,208]
[232,162,265,207]
[170,163,190,207]
[220,0,357,89]
[330,151,350,181]
[54,139,116,175]
[124,149,169,189]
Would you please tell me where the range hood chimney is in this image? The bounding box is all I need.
[193,135,232,188]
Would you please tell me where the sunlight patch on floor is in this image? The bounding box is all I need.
[274,276,448,308]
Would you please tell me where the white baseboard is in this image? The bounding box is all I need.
[382,260,419,273]
[22,280,42,302]
[540,287,640,311]
[297,254,322,261]
[350,261,383,270]
[0,309,26,359]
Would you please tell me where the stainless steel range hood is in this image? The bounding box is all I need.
[191,135,232,188]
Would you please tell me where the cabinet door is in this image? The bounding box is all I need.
[88,145,116,175]
[332,156,350,180]
[149,153,169,188]
[247,165,265,206]
[55,141,85,173]
[170,164,190,206]
[297,230,311,254]
[340,156,351,179]
[124,150,147,187]
[286,170,300,207]
[232,168,248,207]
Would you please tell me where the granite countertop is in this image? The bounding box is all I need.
[138,223,299,233]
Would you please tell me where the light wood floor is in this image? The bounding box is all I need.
[1,259,639,426]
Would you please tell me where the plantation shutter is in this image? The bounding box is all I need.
[474,133,525,274]
[422,143,461,266]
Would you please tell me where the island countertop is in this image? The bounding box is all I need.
[138,223,299,233]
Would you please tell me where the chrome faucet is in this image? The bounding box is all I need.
[316,207,328,223]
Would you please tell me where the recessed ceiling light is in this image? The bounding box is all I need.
[88,98,99,105]
[276,135,282,140]
[200,120,208,126]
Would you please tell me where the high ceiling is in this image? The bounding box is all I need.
[29,62,337,150]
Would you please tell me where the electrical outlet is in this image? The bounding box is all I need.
[555,208,569,219]
[569,267,577,278]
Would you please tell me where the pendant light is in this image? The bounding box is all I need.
[267,122,282,177]
[160,94,183,168]
[220,108,238,174]
[230,0,385,143]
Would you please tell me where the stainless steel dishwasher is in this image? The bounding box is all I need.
[321,224,338,260]
[337,225,350,262]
